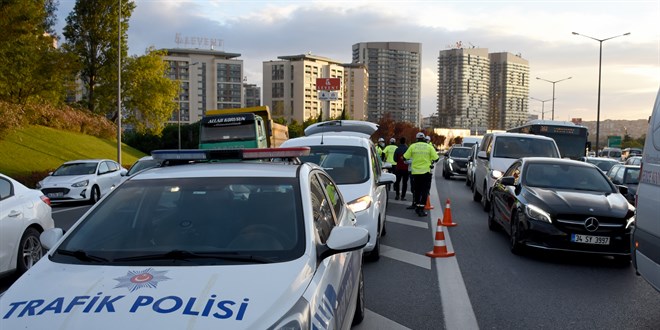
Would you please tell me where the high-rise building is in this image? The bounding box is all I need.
[436,48,490,133]
[162,48,243,125]
[436,48,530,133]
[263,54,344,123]
[489,52,529,130]
[352,42,421,125]
[342,63,369,121]
[243,83,261,108]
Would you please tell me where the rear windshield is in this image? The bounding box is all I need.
[449,147,472,158]
[299,145,369,185]
[493,136,559,159]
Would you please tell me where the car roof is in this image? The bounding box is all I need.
[304,120,378,137]
[490,132,556,141]
[62,159,108,164]
[522,157,596,167]
[282,134,373,149]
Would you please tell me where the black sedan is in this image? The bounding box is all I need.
[442,146,472,179]
[488,157,635,261]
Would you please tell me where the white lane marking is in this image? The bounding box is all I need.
[380,244,431,270]
[52,205,89,214]
[386,216,429,229]
[352,308,412,330]
[429,175,480,330]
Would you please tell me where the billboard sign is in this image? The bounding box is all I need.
[318,91,338,101]
[316,78,341,91]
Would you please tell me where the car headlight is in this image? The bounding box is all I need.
[525,204,552,223]
[626,215,635,229]
[347,195,372,213]
[269,297,310,330]
[72,180,89,188]
[448,159,455,164]
[490,170,503,179]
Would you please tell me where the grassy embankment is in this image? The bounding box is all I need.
[0,125,146,188]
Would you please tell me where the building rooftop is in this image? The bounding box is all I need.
[162,48,241,59]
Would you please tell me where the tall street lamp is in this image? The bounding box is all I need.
[530,97,553,120]
[535,76,572,120]
[572,31,630,153]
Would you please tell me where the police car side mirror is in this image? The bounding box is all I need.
[382,162,393,169]
[379,172,396,185]
[318,227,369,260]
[40,228,64,250]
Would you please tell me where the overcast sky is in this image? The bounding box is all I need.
[54,0,660,122]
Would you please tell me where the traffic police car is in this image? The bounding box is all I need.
[0,148,368,329]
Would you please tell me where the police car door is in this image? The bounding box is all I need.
[309,173,360,330]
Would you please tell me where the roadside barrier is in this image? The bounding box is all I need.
[426,218,455,258]
[441,198,457,227]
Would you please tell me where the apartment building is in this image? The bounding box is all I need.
[243,83,261,108]
[263,54,345,123]
[352,42,422,125]
[342,63,369,121]
[489,52,529,130]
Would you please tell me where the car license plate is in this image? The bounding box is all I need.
[571,234,610,245]
[48,192,63,198]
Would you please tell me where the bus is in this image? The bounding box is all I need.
[507,120,589,159]
[199,112,267,149]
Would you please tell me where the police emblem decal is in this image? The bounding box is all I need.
[114,268,170,292]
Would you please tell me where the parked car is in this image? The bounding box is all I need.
[579,156,621,174]
[465,143,479,188]
[633,86,660,292]
[488,158,634,261]
[606,164,641,204]
[442,146,471,180]
[281,120,396,261]
[0,173,54,277]
[37,159,127,204]
[0,148,368,329]
[472,132,561,211]
[624,156,642,166]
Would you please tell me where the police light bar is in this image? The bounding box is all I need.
[242,147,310,159]
[151,150,208,160]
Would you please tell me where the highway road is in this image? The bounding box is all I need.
[2,168,659,329]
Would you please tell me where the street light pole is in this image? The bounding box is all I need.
[530,97,553,120]
[572,31,630,153]
[535,76,571,120]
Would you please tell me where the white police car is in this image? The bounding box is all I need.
[0,148,368,329]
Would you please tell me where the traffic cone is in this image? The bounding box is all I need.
[426,218,455,258]
[441,198,457,227]
[424,195,434,210]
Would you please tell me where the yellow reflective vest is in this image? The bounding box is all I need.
[403,141,439,175]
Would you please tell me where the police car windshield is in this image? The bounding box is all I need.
[52,177,305,265]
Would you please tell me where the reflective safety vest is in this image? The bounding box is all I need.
[383,144,397,164]
[403,142,439,175]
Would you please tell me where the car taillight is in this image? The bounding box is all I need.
[40,195,51,206]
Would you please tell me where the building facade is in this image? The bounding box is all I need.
[263,54,345,124]
[342,63,369,121]
[352,42,421,125]
[489,52,529,130]
[243,83,261,108]
[436,48,530,133]
[162,48,244,125]
[436,48,490,134]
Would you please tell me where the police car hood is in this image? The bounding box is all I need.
[41,174,93,186]
[0,257,314,329]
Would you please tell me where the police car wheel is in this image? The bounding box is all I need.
[352,269,365,325]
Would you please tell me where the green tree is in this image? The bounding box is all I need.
[0,0,73,104]
[63,0,135,113]
[122,48,178,135]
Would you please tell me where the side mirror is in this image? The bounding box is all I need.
[617,185,628,195]
[40,228,64,250]
[444,152,449,157]
[382,162,393,169]
[477,150,488,160]
[379,172,396,185]
[318,226,369,260]
[500,176,516,186]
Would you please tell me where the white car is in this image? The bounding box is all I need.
[0,173,54,277]
[37,159,127,204]
[280,120,396,261]
[120,156,160,183]
[0,148,368,329]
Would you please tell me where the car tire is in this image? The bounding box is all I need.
[481,183,490,212]
[89,185,101,204]
[510,212,524,255]
[380,218,387,237]
[488,201,497,231]
[366,237,380,262]
[352,268,365,325]
[17,227,43,275]
[472,180,481,202]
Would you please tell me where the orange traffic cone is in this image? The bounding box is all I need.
[424,195,434,210]
[441,198,457,227]
[426,218,455,258]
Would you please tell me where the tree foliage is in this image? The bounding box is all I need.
[63,0,135,114]
[373,114,445,146]
[0,0,74,104]
[122,48,179,135]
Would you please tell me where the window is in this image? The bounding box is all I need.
[505,161,522,184]
[310,175,336,243]
[98,162,110,174]
[0,177,13,201]
[316,173,343,222]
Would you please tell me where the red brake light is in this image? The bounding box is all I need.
[40,195,51,206]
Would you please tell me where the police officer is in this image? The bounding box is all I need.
[383,138,397,171]
[404,132,439,217]
[376,138,386,161]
